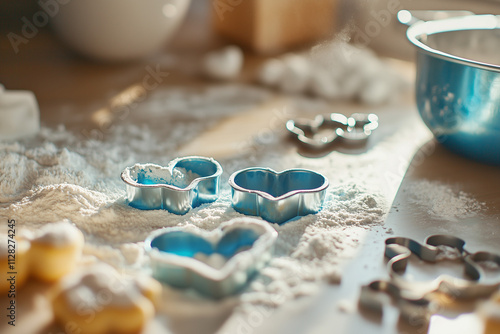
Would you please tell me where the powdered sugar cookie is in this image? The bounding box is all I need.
[134,274,163,307]
[52,264,161,334]
[29,221,84,282]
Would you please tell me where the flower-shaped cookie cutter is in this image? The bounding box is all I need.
[229,167,329,224]
[359,280,436,326]
[121,156,222,214]
[144,218,277,299]
[359,235,500,327]
[286,113,379,149]
[384,235,500,298]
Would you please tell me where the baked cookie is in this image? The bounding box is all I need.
[29,221,85,282]
[52,264,162,334]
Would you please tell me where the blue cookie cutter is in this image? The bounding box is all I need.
[144,218,278,299]
[229,167,329,224]
[121,156,222,214]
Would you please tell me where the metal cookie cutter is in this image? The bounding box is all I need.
[229,167,329,224]
[359,280,437,325]
[385,235,500,299]
[359,235,500,326]
[337,113,379,142]
[144,217,277,299]
[286,113,379,149]
[121,156,222,214]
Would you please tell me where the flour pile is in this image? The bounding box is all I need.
[0,85,388,311]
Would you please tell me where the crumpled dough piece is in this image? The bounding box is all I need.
[52,264,162,334]
[256,43,407,105]
[257,58,286,87]
[277,54,311,94]
[202,45,244,81]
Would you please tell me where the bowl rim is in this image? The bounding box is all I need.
[407,14,500,72]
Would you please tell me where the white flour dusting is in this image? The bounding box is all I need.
[123,163,199,189]
[0,85,388,312]
[406,180,485,222]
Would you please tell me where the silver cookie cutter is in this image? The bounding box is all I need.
[359,280,437,325]
[359,235,500,325]
[385,235,500,298]
[144,218,277,299]
[229,167,329,224]
[121,156,222,214]
[286,113,379,149]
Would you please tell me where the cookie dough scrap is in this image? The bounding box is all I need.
[52,264,162,334]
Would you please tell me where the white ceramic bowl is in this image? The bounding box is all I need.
[50,0,191,61]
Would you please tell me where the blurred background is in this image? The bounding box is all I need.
[2,0,500,60]
[1,0,500,132]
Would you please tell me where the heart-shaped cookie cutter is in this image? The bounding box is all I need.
[121,156,222,214]
[229,167,329,224]
[145,218,277,298]
[286,113,379,149]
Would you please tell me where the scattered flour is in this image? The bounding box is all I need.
[124,163,198,189]
[435,245,463,261]
[406,180,485,222]
[59,263,159,310]
[0,85,388,313]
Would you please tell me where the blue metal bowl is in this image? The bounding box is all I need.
[407,15,500,165]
